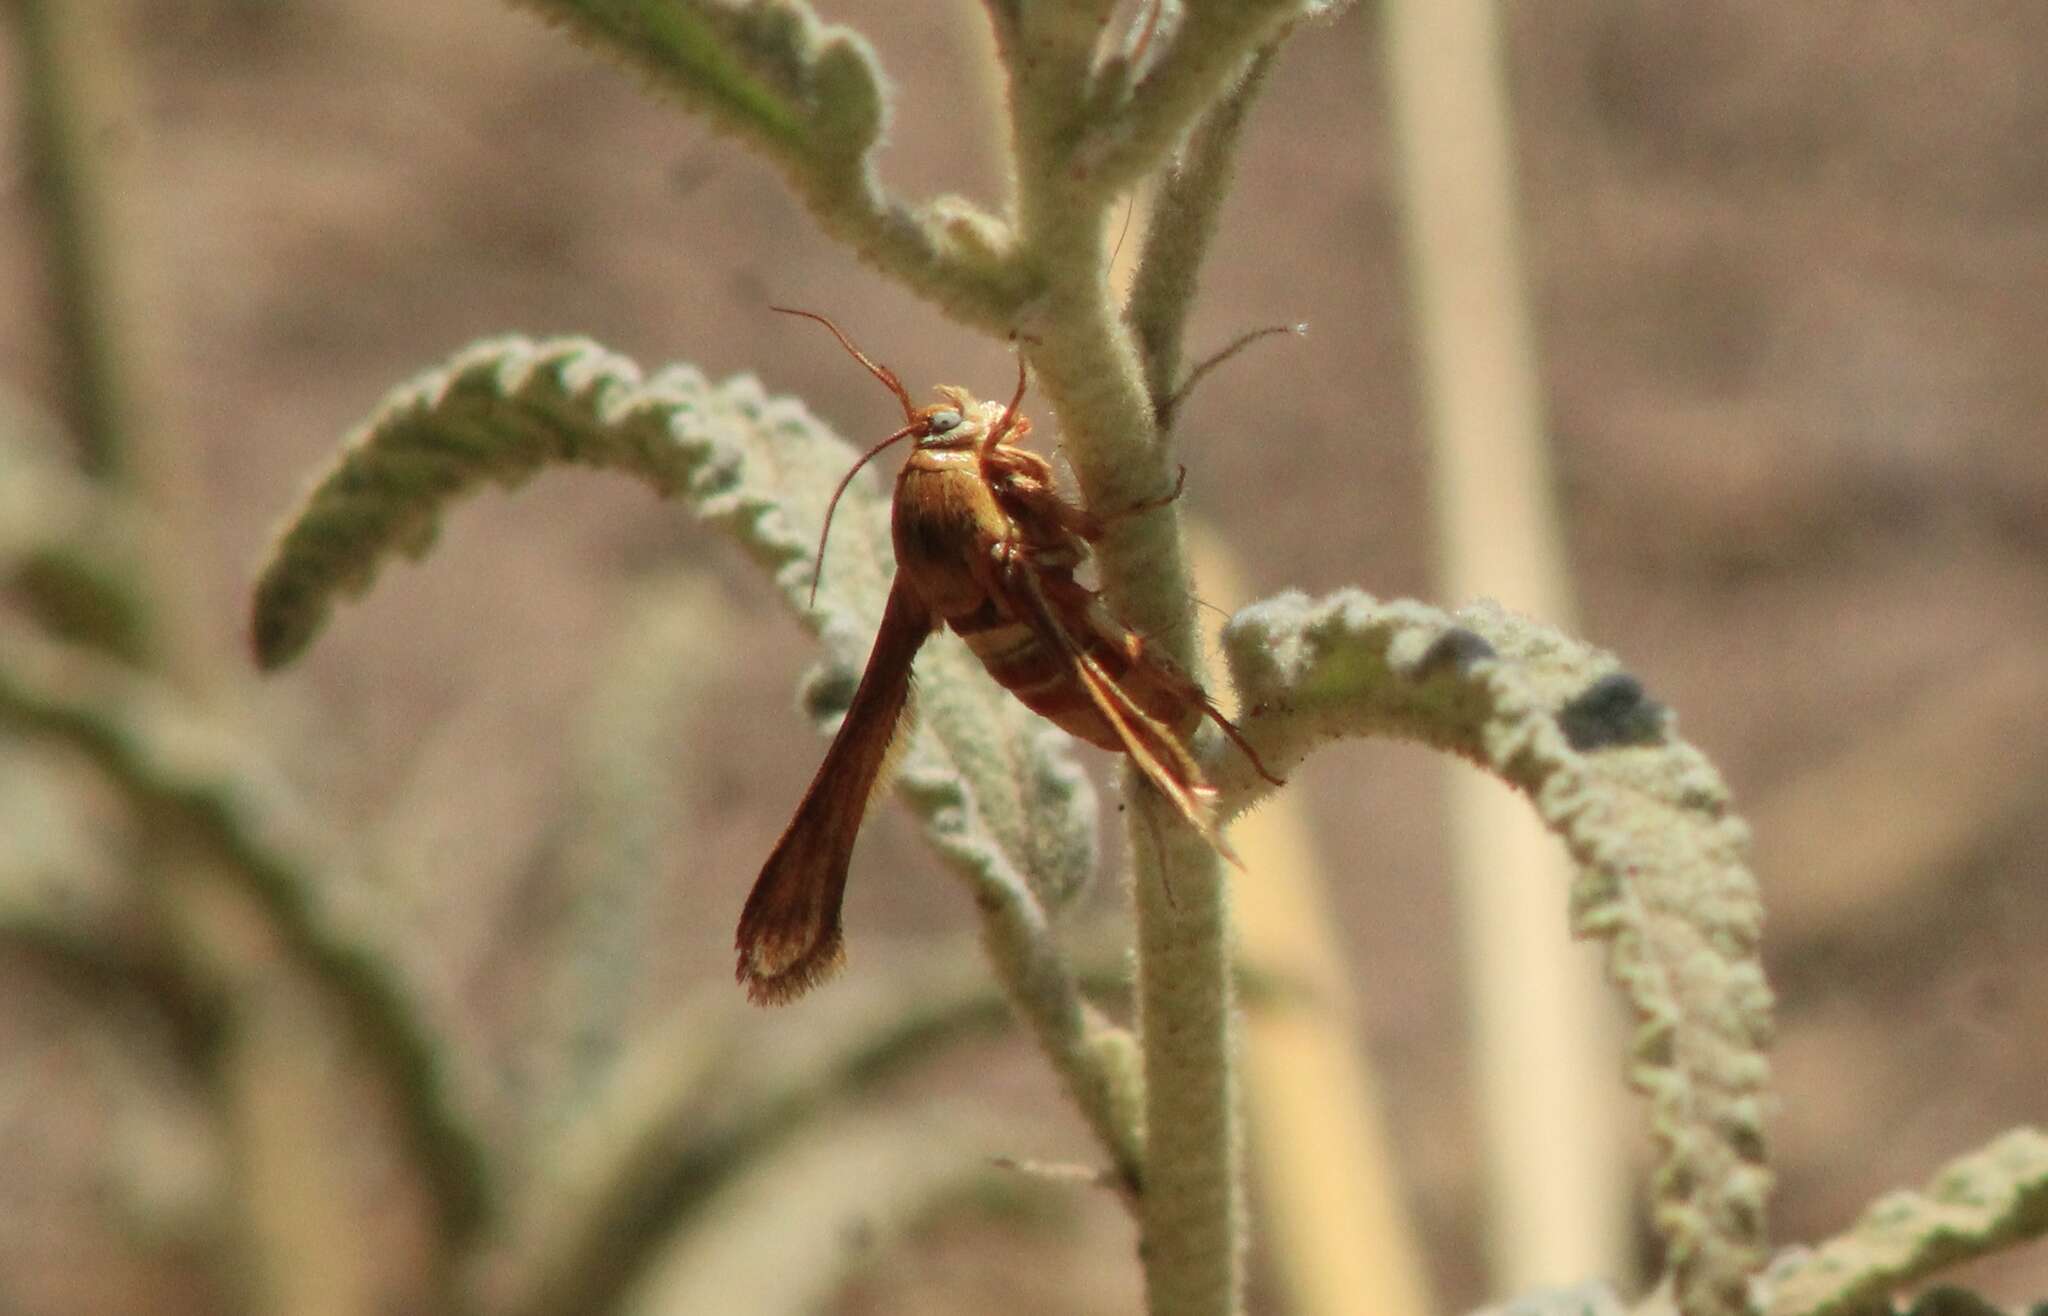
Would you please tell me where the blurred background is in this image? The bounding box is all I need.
[3,1,2045,1312]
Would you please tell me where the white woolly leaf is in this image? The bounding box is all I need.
[508,0,884,174]
[1216,589,1774,1316]
[1764,1128,2048,1316]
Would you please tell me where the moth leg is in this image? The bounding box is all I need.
[988,465,1099,552]
[1133,789,1180,913]
[1123,627,1287,788]
[975,516,1054,617]
[1110,464,1188,522]
[1069,465,1188,544]
[1015,569,1238,864]
[982,353,1032,454]
[1197,692,1285,787]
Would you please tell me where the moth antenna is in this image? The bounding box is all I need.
[1201,693,1286,787]
[1160,321,1307,428]
[810,420,922,607]
[771,305,918,422]
[983,348,1031,454]
[1108,193,1137,268]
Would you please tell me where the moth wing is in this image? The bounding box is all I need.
[1014,571,1238,865]
[736,575,935,1005]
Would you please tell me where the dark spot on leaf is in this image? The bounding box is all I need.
[1558,672,1665,751]
[1414,627,1496,679]
[800,664,858,725]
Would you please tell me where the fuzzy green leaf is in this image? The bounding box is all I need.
[1765,1128,2048,1316]
[509,0,883,168]
[250,335,1097,914]
[0,400,95,562]
[0,895,222,1064]
[503,2,1028,328]
[1216,590,1774,1316]
[1072,0,1310,192]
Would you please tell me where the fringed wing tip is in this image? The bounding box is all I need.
[1206,809,1244,870]
[1180,784,1241,869]
[736,928,847,1007]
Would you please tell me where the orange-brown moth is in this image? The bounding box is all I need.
[736,310,1280,1005]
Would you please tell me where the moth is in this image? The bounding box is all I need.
[737,309,1279,1005]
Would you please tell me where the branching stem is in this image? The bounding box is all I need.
[1127,45,1282,419]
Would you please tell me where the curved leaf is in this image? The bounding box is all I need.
[256,331,1101,900]
[506,1,1027,325]
[509,0,882,168]
[1765,1128,2048,1316]
[1216,590,1773,1316]
[1073,0,1309,193]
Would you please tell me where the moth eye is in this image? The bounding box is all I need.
[926,409,962,434]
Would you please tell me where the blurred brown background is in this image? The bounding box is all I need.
[3,1,2046,1312]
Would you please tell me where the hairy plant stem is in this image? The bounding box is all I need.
[1025,268,1246,1316]
[1127,46,1280,418]
[973,860,1149,1192]
[1129,809,1240,1316]
[1009,35,1244,1314]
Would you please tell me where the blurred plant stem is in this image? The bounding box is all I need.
[0,626,493,1309]
[11,0,216,679]
[13,0,135,483]
[1193,525,1435,1316]
[498,961,1022,1316]
[1382,0,1631,1294]
[163,857,454,1316]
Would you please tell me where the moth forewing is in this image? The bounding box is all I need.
[735,577,935,1005]
[1011,566,1240,864]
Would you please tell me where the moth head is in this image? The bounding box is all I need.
[913,386,1007,450]
[916,386,1032,453]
